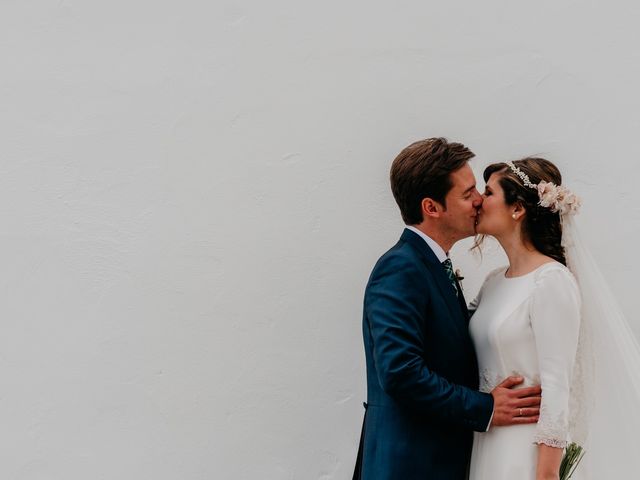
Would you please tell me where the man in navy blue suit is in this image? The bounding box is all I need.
[353,138,542,479]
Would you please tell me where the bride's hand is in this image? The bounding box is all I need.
[489,376,541,427]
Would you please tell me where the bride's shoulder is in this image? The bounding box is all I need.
[533,261,578,291]
[490,265,509,277]
[483,266,509,284]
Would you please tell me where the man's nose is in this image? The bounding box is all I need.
[472,190,483,207]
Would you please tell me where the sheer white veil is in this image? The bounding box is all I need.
[563,215,640,478]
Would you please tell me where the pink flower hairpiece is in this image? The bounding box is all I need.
[506,161,581,216]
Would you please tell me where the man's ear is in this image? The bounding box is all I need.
[421,197,444,219]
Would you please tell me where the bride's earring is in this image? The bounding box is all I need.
[512,213,517,220]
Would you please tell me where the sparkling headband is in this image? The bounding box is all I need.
[506,161,581,216]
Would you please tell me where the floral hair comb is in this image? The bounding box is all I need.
[506,161,581,216]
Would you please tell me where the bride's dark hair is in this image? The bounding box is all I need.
[477,157,567,266]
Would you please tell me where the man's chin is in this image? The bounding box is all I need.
[470,220,481,236]
[475,224,493,236]
[473,218,486,235]
[460,226,478,239]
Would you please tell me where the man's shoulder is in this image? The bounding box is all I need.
[365,242,433,305]
[377,237,419,263]
[368,238,426,281]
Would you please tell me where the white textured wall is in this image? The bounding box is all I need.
[2,1,639,479]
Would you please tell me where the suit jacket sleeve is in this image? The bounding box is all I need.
[365,253,493,431]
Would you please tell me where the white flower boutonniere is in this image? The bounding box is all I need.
[455,269,464,291]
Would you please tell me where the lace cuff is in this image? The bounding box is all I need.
[533,404,568,449]
[532,433,567,449]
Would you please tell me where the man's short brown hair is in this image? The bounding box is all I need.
[390,138,475,224]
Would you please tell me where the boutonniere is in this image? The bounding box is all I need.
[455,269,464,289]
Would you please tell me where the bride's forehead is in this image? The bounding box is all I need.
[485,174,503,188]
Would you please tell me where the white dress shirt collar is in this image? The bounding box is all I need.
[405,226,449,263]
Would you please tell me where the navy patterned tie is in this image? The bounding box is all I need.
[441,258,458,296]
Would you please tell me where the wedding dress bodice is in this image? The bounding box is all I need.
[468,262,581,479]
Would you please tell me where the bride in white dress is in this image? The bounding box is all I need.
[467,157,640,479]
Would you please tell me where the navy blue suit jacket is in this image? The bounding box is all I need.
[354,229,493,480]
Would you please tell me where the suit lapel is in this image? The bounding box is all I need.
[400,229,466,323]
[455,278,470,321]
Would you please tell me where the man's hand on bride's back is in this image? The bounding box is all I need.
[489,376,541,427]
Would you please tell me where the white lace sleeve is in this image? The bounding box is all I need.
[530,265,581,448]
